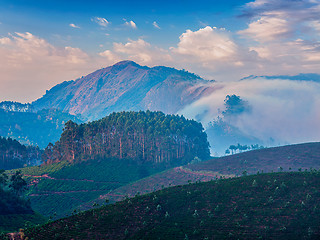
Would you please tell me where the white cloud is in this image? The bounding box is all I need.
[153,21,161,29]
[0,37,11,45]
[171,26,238,62]
[233,0,320,76]
[92,17,109,27]
[310,20,320,34]
[100,38,171,66]
[0,32,100,103]
[238,14,292,42]
[124,20,137,29]
[180,78,320,146]
[99,50,121,63]
[69,23,80,29]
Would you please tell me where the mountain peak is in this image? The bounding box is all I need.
[32,61,214,120]
[113,60,136,66]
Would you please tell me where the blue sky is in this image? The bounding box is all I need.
[0,0,248,51]
[1,0,320,102]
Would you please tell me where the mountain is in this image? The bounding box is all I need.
[0,137,42,170]
[0,101,33,113]
[0,108,82,149]
[23,172,320,240]
[242,73,320,82]
[32,61,214,121]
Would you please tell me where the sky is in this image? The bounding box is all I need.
[1,0,320,103]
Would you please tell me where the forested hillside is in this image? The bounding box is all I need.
[43,111,210,166]
[0,170,46,233]
[0,137,41,170]
[24,172,320,240]
[0,108,82,149]
[15,111,210,218]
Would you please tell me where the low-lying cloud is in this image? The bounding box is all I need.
[180,78,320,147]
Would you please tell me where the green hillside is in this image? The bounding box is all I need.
[16,158,167,219]
[189,142,320,175]
[12,111,210,219]
[89,142,320,205]
[24,172,320,239]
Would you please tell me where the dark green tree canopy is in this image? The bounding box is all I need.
[9,170,27,195]
[43,111,210,166]
[222,94,251,116]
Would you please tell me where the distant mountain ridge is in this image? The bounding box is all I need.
[0,101,33,113]
[242,73,320,82]
[32,61,214,121]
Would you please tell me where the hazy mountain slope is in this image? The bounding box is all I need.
[0,136,41,170]
[24,172,320,240]
[0,101,33,113]
[32,61,214,121]
[0,108,82,149]
[242,73,320,82]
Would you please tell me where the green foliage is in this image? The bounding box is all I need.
[18,157,170,218]
[0,169,8,187]
[0,169,46,233]
[23,172,320,240]
[44,111,210,166]
[0,170,30,215]
[0,213,46,233]
[222,94,251,116]
[0,136,42,170]
[9,170,27,195]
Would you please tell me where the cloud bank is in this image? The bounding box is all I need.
[179,78,320,147]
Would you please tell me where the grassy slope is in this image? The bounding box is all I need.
[24,172,320,240]
[190,142,320,175]
[11,158,167,218]
[94,166,233,204]
[91,142,320,205]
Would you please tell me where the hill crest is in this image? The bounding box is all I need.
[32,61,214,121]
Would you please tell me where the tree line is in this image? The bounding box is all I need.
[0,136,42,170]
[43,111,210,166]
[225,143,265,155]
[0,169,30,215]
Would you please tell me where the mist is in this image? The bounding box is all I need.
[180,78,320,153]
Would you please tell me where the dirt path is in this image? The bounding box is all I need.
[29,189,108,196]
[24,174,121,184]
[174,166,235,178]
